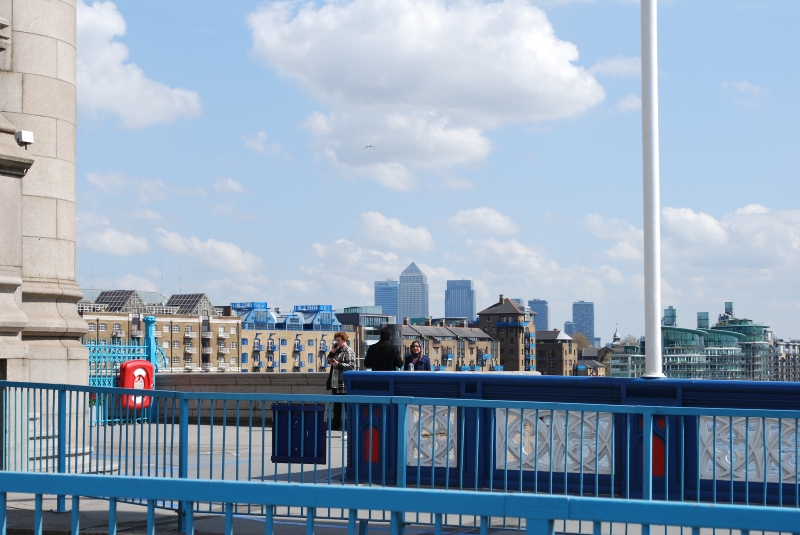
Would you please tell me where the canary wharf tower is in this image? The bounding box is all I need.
[398,262,429,320]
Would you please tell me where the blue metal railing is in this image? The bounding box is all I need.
[2,472,800,535]
[2,379,800,530]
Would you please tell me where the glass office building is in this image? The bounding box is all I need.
[572,301,595,342]
[444,280,476,321]
[374,280,399,322]
[398,263,429,320]
[528,299,549,331]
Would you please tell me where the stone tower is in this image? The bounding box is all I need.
[0,0,88,384]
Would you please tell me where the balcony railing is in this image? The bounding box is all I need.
[183,347,196,354]
[218,332,230,339]
[201,347,213,355]
[130,330,143,338]
[111,330,125,338]
[201,332,213,339]
[217,347,230,354]
[184,331,196,338]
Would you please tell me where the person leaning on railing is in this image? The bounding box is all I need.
[325,331,355,430]
[364,325,403,371]
[404,340,431,371]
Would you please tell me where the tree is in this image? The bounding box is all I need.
[621,334,641,346]
[570,332,593,351]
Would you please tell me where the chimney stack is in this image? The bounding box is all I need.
[403,317,410,325]
[425,317,432,326]
[499,294,505,302]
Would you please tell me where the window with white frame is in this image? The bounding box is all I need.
[162,341,169,349]
[231,341,237,349]
[172,341,180,349]
[173,325,180,333]
[185,325,193,332]
[88,323,96,331]
[231,326,237,334]
[163,325,170,332]
[218,326,226,335]
[113,323,121,332]
[99,323,107,332]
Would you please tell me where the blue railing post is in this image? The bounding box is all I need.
[395,398,409,488]
[177,395,189,532]
[143,316,157,368]
[56,387,67,512]
[643,409,653,501]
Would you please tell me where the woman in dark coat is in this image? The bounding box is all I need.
[403,340,431,371]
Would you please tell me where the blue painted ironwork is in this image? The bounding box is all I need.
[3,378,800,531]
[2,472,800,534]
[86,316,163,388]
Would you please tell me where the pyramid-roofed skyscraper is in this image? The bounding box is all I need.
[398,262,429,320]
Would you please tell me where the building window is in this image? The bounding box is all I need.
[162,325,169,332]
[241,353,248,364]
[173,325,180,333]
[185,340,193,348]
[491,327,496,333]
[231,326,237,334]
[162,341,169,349]
[97,323,106,332]
[88,323,96,331]
[487,317,492,322]
[308,353,314,363]
[281,339,287,346]
[112,323,121,333]
[185,325,193,332]
[280,353,287,363]
[218,326,226,335]
[231,341,237,349]
[308,339,314,346]
[218,341,226,349]
[172,341,180,349]
[241,338,248,346]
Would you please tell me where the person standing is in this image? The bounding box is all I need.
[404,340,431,371]
[326,331,355,430]
[364,325,403,371]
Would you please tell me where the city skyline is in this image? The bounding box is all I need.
[71,1,799,341]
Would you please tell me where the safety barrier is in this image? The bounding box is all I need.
[1,472,799,535]
[2,379,800,531]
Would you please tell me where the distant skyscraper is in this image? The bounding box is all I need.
[398,263,429,320]
[374,280,399,321]
[572,301,595,341]
[445,280,476,320]
[529,299,549,331]
[564,321,576,335]
[511,298,525,306]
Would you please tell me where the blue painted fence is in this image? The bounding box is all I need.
[86,316,167,388]
[2,472,800,535]
[2,379,800,532]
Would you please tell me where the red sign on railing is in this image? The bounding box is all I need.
[119,359,154,409]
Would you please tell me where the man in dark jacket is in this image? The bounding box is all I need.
[364,326,403,371]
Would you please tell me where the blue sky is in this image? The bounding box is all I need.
[75,0,800,341]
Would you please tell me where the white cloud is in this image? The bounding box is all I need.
[248,0,604,188]
[662,207,728,245]
[240,130,289,158]
[213,178,244,194]
[77,0,202,128]
[111,274,159,292]
[83,228,150,256]
[131,209,164,221]
[447,207,519,235]
[616,94,642,113]
[86,172,126,194]
[360,212,435,251]
[585,213,643,261]
[155,228,264,275]
[720,80,769,109]
[590,56,640,77]
[85,171,206,202]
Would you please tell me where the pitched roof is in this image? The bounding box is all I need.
[401,262,423,276]
[79,289,105,303]
[95,290,137,312]
[166,293,210,315]
[478,297,523,316]
[137,291,168,306]
[535,329,573,342]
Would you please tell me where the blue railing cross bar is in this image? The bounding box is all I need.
[2,472,800,533]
